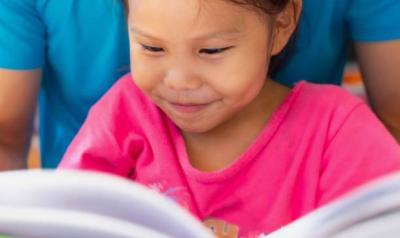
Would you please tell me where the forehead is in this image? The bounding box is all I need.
[128,0,264,36]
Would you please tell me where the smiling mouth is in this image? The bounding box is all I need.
[169,102,215,114]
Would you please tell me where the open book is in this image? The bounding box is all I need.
[0,170,213,238]
[1,170,400,238]
[265,172,400,238]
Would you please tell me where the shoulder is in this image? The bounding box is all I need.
[346,0,400,41]
[293,81,364,113]
[88,74,164,128]
[92,73,156,114]
[287,81,368,138]
[79,74,173,156]
[0,0,46,69]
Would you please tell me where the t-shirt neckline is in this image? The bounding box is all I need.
[173,81,306,183]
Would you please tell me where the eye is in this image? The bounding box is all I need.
[199,46,234,55]
[140,43,164,53]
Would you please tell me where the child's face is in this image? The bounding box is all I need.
[128,0,294,133]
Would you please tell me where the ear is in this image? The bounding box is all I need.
[271,0,302,56]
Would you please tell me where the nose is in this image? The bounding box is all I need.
[163,64,203,90]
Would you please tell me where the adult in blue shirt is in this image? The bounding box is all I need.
[0,0,399,170]
[276,0,400,142]
[0,0,130,169]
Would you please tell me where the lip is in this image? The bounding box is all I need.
[164,101,216,116]
[169,102,213,114]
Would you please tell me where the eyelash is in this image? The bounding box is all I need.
[140,44,164,52]
[140,44,234,55]
[199,46,233,55]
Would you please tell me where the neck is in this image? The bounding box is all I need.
[182,79,290,172]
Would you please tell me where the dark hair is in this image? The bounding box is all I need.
[227,0,290,13]
[122,0,298,77]
[121,0,290,12]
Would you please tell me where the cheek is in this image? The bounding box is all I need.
[208,53,268,104]
[130,50,163,93]
[229,70,267,107]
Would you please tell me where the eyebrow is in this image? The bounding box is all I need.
[130,27,241,41]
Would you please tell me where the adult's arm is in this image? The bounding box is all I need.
[355,40,400,142]
[0,69,41,170]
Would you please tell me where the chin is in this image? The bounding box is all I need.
[174,120,214,134]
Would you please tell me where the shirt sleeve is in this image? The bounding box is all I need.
[0,0,46,69]
[58,82,139,178]
[346,0,400,42]
[317,103,400,206]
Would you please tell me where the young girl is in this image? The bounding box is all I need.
[60,0,400,237]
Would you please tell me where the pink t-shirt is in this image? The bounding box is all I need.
[60,74,400,238]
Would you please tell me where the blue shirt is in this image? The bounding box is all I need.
[276,0,400,86]
[0,0,130,168]
[0,0,399,168]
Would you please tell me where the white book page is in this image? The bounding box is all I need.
[0,170,214,238]
[265,172,400,238]
[0,206,171,238]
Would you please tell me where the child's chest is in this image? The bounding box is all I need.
[133,160,319,238]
